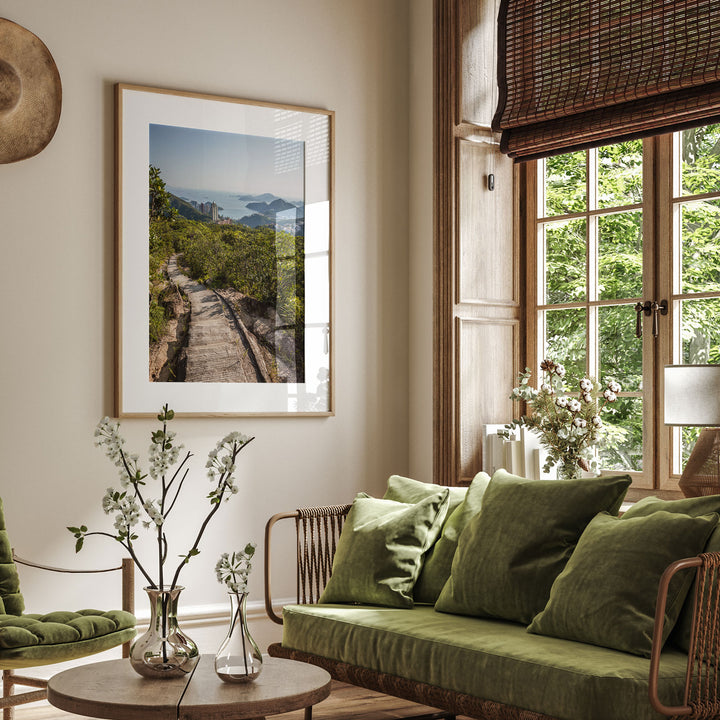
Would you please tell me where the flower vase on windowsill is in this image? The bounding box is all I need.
[503,359,621,479]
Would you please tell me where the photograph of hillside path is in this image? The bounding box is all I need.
[147,123,305,385]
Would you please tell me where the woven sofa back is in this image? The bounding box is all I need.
[0,497,24,615]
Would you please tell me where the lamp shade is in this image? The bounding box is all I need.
[664,365,720,426]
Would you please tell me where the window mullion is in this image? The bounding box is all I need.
[587,149,598,380]
[652,134,674,490]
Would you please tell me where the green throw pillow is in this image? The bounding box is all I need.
[383,475,467,511]
[414,472,490,604]
[623,495,720,521]
[435,470,631,624]
[623,494,720,652]
[319,491,450,608]
[528,511,718,657]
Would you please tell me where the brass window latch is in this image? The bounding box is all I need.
[634,300,668,338]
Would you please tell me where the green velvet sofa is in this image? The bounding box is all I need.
[264,471,720,720]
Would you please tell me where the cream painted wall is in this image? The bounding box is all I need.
[0,0,432,653]
[408,0,434,482]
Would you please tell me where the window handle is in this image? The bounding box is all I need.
[634,300,668,338]
[652,299,668,337]
[635,301,651,338]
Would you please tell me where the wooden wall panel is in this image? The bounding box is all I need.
[457,318,519,481]
[458,0,500,125]
[457,139,515,304]
[435,0,521,486]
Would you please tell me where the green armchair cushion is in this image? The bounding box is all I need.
[623,494,720,652]
[0,498,23,616]
[319,491,450,608]
[414,472,490,604]
[528,511,717,657]
[0,609,135,648]
[435,470,632,624]
[0,608,136,669]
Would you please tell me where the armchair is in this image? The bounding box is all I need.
[0,498,136,720]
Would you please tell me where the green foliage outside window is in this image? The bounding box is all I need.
[540,126,720,475]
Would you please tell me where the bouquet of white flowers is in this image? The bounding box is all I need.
[504,359,620,480]
[216,544,256,595]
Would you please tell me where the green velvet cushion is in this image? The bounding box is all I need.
[529,511,717,657]
[414,472,490,604]
[0,608,136,650]
[623,495,720,520]
[435,470,631,624]
[0,498,23,616]
[383,475,467,510]
[319,492,450,608]
[282,603,688,720]
[623,494,720,652]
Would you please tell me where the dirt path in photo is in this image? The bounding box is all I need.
[166,255,269,383]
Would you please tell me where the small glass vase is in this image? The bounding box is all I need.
[214,591,263,683]
[556,459,582,481]
[130,586,199,679]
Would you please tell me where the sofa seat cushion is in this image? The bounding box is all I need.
[281,604,687,720]
[0,609,136,669]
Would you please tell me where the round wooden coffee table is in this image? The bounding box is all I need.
[47,655,332,720]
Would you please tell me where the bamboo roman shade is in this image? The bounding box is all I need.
[493,0,720,160]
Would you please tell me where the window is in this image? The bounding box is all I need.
[524,124,720,491]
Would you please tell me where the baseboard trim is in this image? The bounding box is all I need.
[133,597,294,625]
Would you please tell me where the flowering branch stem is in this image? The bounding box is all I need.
[165,467,190,517]
[165,452,193,497]
[84,531,156,588]
[169,438,254,589]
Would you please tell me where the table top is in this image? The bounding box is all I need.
[47,655,332,720]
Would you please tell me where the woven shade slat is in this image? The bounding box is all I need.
[493,0,720,160]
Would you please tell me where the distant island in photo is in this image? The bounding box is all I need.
[166,185,305,234]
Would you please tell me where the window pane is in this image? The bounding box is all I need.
[543,151,586,216]
[543,219,586,303]
[543,307,586,385]
[680,297,720,364]
[599,304,642,392]
[680,200,720,294]
[598,211,643,300]
[599,397,643,472]
[598,140,643,209]
[681,427,702,472]
[681,123,720,196]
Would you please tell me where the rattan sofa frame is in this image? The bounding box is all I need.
[264,504,720,720]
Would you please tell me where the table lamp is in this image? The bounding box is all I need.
[664,365,720,497]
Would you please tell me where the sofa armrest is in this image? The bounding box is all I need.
[264,504,352,625]
[649,552,720,718]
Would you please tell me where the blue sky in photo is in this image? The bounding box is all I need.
[149,123,304,201]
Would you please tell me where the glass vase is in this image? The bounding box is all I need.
[556,459,582,481]
[129,586,199,678]
[214,591,263,683]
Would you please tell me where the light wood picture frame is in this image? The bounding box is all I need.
[115,84,333,417]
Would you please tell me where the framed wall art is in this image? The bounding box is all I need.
[115,84,333,416]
